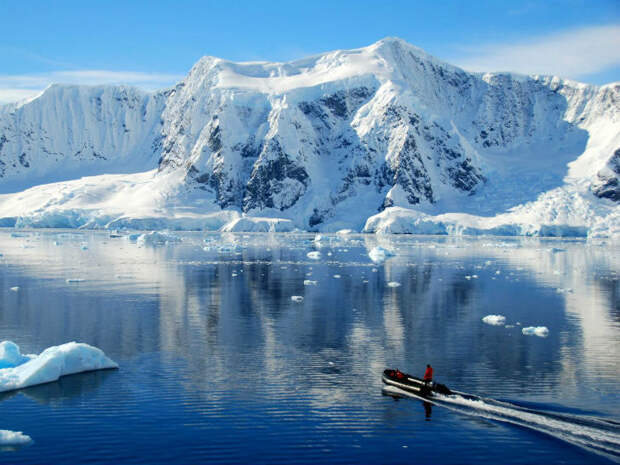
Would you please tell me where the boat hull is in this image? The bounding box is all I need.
[382,369,451,397]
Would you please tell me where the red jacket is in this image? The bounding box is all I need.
[424,366,433,380]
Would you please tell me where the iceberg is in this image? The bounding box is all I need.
[0,430,32,446]
[136,231,182,246]
[0,341,33,369]
[0,341,118,393]
[482,315,507,326]
[368,246,395,264]
[220,217,295,232]
[522,326,549,337]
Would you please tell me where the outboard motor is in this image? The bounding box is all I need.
[433,382,452,395]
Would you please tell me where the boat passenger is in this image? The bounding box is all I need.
[423,364,433,384]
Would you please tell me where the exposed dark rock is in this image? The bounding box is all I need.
[18,153,29,168]
[243,139,309,211]
[592,148,620,201]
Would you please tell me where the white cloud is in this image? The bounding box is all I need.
[0,88,43,105]
[453,24,620,80]
[0,70,183,104]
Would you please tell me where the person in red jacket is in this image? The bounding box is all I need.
[423,364,433,384]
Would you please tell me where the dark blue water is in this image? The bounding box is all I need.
[1,230,618,464]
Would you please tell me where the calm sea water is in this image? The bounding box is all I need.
[0,230,618,464]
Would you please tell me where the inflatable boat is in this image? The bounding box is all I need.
[382,369,452,397]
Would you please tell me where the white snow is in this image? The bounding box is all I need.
[0,430,32,446]
[482,315,507,326]
[522,326,550,337]
[0,341,118,393]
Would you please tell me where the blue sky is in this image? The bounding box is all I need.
[1,0,618,103]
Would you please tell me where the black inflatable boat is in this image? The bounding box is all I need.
[382,369,452,397]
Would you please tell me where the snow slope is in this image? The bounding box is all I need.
[0,38,618,236]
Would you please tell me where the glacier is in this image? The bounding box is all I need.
[0,38,618,237]
[0,341,118,393]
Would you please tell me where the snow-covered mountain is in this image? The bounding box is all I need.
[0,38,618,236]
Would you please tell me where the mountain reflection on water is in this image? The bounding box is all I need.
[0,230,618,464]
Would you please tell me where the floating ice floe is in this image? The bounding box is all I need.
[0,341,118,393]
[307,251,321,260]
[522,326,549,337]
[291,296,304,302]
[387,281,401,288]
[136,231,181,246]
[368,246,395,264]
[482,315,507,326]
[9,287,19,292]
[303,280,317,286]
[0,429,32,446]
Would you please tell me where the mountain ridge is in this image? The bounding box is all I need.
[0,38,618,236]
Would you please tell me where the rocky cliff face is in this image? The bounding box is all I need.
[0,38,618,231]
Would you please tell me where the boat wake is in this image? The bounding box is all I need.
[383,385,620,462]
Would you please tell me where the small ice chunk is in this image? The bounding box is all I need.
[522,326,549,337]
[482,315,506,326]
[9,286,19,292]
[0,429,32,446]
[333,274,341,279]
[66,278,85,283]
[303,280,317,286]
[307,251,321,260]
[0,341,118,393]
[291,296,304,302]
[368,246,394,264]
[387,281,401,288]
